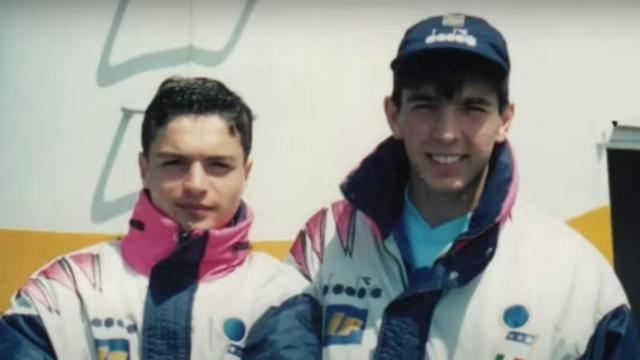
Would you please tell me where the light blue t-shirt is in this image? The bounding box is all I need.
[400,188,471,271]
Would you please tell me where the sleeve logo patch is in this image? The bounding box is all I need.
[323,304,368,346]
[95,338,130,360]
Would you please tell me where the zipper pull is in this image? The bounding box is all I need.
[179,230,191,244]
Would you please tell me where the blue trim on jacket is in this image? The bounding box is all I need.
[580,305,640,359]
[243,294,322,360]
[0,313,56,359]
[141,230,208,359]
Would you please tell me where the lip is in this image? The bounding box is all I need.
[427,153,467,163]
[427,153,467,174]
[176,203,215,211]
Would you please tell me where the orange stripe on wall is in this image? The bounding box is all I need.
[0,208,612,312]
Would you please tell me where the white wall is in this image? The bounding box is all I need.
[1,0,639,240]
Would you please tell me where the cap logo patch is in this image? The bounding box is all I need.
[425,28,477,47]
[442,14,466,27]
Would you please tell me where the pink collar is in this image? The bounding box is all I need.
[121,191,252,282]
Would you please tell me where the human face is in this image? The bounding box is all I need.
[139,114,251,231]
[385,80,513,199]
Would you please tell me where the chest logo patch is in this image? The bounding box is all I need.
[223,317,246,342]
[503,304,529,329]
[324,304,368,346]
[223,317,246,357]
[495,304,537,359]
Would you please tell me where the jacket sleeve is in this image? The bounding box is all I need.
[0,293,56,359]
[285,207,330,285]
[242,294,322,360]
[580,304,640,359]
[1,255,97,359]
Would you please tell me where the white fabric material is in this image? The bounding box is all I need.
[290,200,629,359]
[8,242,307,359]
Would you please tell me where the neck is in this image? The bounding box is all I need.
[408,166,489,227]
[121,191,252,281]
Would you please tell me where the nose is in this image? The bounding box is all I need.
[432,106,459,144]
[183,162,207,195]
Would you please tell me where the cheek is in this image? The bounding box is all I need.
[404,114,427,131]
[402,142,426,168]
[146,175,181,198]
[402,120,430,144]
[471,123,503,148]
[212,172,247,198]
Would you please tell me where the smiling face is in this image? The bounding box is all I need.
[139,114,251,231]
[386,80,513,201]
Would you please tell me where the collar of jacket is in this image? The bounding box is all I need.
[340,137,518,240]
[121,191,252,282]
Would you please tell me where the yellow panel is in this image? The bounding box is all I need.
[0,205,612,313]
[566,205,613,264]
[253,241,292,261]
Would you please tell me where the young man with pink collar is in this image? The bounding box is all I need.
[0,77,315,359]
[285,14,639,359]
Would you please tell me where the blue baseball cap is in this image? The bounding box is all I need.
[391,13,510,74]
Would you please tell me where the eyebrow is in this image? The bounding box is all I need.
[405,94,439,103]
[156,151,185,159]
[461,97,494,106]
[155,152,235,161]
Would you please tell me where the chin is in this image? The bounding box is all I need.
[424,177,464,191]
[189,223,212,231]
[177,219,213,231]
[198,220,224,230]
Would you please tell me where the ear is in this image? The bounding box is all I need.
[138,152,150,188]
[496,103,515,143]
[241,157,253,192]
[244,158,253,180]
[384,96,403,140]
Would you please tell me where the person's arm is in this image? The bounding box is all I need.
[0,294,56,359]
[1,255,98,359]
[577,248,640,359]
[242,293,322,360]
[242,208,332,359]
[580,304,640,359]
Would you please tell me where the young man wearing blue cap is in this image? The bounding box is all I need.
[281,13,639,359]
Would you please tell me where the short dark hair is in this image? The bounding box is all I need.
[391,49,510,113]
[141,76,254,159]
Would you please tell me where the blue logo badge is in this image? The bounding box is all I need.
[324,304,368,346]
[503,304,529,329]
[223,317,246,342]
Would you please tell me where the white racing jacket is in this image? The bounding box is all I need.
[1,192,308,359]
[288,139,637,359]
